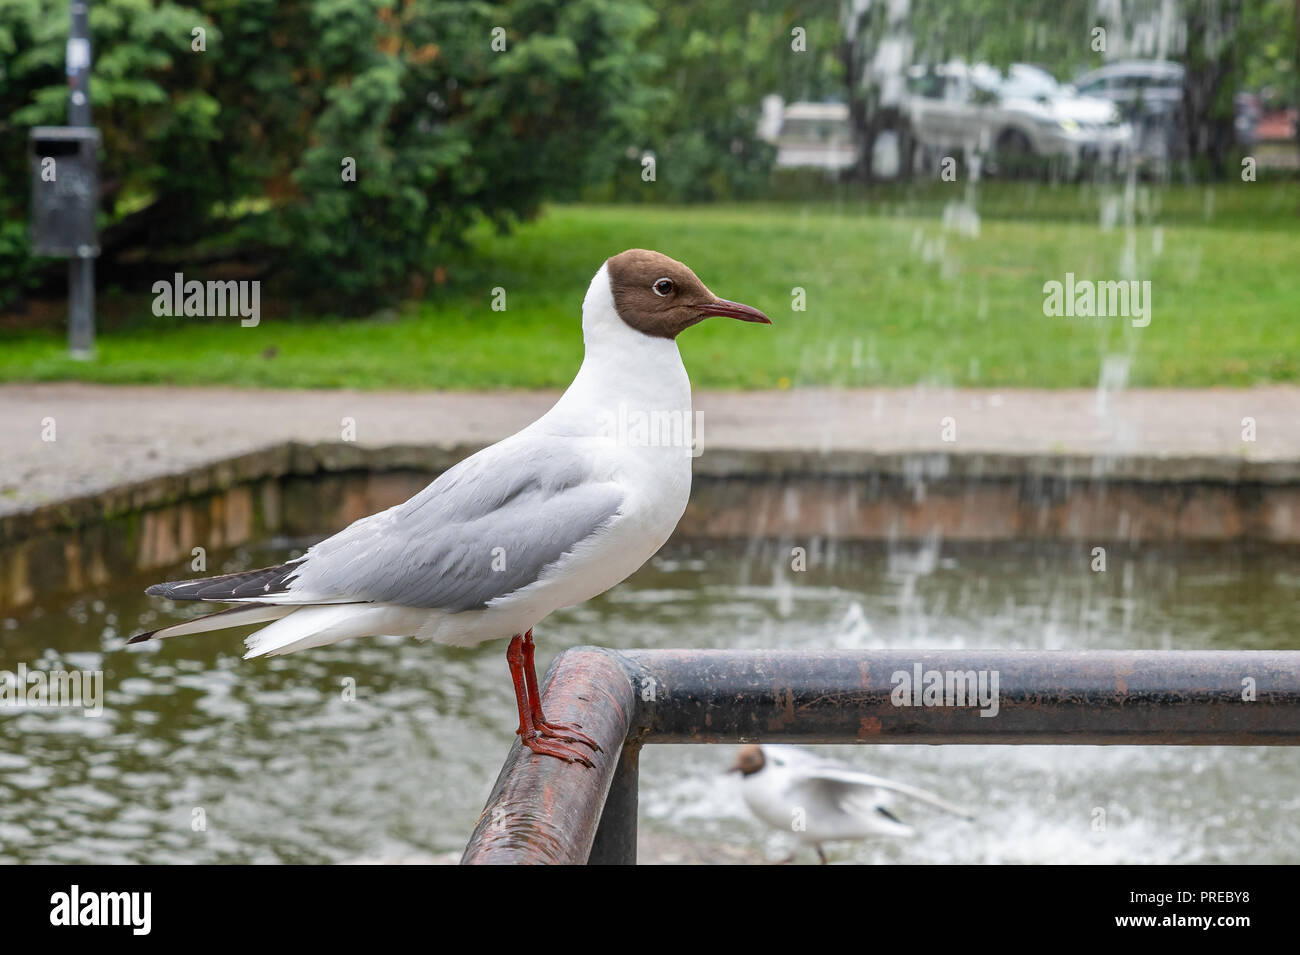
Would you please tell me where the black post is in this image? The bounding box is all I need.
[587,743,640,865]
[67,0,94,358]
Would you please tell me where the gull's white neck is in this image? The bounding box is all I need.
[536,264,692,433]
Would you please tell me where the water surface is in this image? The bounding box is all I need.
[2,538,1297,863]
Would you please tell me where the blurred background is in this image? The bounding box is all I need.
[0,0,1297,387]
[1,1,1299,865]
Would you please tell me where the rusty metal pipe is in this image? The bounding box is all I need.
[460,647,634,864]
[617,649,1300,745]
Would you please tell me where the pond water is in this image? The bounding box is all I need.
[2,537,1297,864]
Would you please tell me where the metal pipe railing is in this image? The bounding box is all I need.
[460,649,634,865]
[461,648,1300,864]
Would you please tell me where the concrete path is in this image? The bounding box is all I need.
[2,382,1297,518]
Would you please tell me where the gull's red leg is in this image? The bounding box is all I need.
[506,632,593,767]
[521,629,601,753]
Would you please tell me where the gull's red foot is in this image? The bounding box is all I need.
[519,730,595,767]
[506,629,599,768]
[536,719,601,752]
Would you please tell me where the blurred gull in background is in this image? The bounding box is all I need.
[730,744,974,863]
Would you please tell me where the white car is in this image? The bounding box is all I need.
[770,101,857,171]
[906,62,1132,175]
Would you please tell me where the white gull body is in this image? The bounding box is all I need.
[141,263,694,657]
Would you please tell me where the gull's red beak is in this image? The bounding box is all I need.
[699,298,772,325]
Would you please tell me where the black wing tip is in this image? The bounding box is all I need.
[142,563,297,603]
[127,629,159,645]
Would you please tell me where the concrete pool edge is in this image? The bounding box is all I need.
[3,439,1299,614]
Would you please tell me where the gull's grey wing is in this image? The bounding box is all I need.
[763,746,972,826]
[159,437,625,611]
[802,765,973,820]
[289,437,624,610]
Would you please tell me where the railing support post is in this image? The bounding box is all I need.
[587,742,640,865]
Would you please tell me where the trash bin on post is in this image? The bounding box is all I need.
[29,125,101,357]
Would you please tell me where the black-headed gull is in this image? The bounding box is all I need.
[730,744,973,863]
[131,250,769,766]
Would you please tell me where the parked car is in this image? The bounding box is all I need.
[765,100,911,177]
[905,61,1131,176]
[1073,60,1259,167]
[1073,60,1184,113]
[1073,60,1183,166]
[769,101,857,172]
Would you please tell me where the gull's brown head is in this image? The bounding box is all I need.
[605,249,771,340]
[728,744,766,776]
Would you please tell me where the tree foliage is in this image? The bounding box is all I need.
[1,0,1293,310]
[0,0,655,309]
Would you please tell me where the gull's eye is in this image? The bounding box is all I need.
[653,278,675,297]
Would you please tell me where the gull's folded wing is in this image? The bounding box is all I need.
[147,436,624,612]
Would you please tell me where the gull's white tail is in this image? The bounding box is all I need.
[240,604,423,658]
[127,603,294,644]
[130,597,428,660]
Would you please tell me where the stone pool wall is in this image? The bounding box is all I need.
[2,441,1297,614]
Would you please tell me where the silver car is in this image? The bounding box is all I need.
[1073,59,1258,167]
[906,62,1132,175]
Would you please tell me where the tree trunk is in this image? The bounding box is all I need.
[840,37,874,182]
[1181,0,1243,180]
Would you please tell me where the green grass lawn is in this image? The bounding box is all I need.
[3,182,1299,389]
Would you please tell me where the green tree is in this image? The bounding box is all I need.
[0,0,655,310]
[272,0,657,304]
[0,0,215,297]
